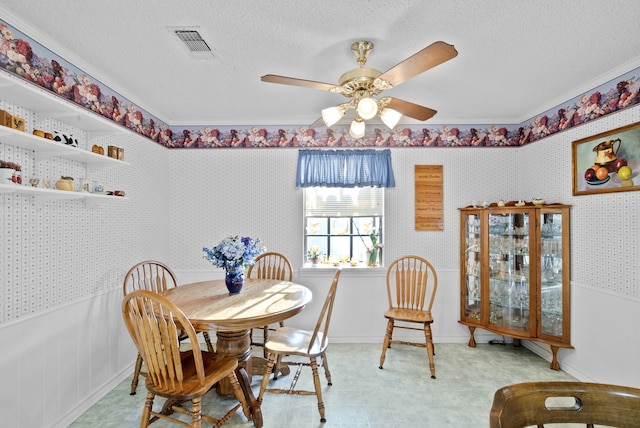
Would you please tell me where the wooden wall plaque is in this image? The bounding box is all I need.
[414,165,443,230]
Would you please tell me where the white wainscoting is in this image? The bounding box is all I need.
[0,288,136,428]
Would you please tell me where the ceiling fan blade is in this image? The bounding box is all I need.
[386,97,437,121]
[261,74,337,91]
[377,41,458,88]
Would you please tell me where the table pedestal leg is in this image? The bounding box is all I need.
[215,329,252,396]
[252,356,290,377]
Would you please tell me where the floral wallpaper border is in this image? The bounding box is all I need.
[2,18,640,149]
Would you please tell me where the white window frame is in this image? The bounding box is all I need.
[303,186,384,268]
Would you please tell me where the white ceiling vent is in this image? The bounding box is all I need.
[168,26,214,59]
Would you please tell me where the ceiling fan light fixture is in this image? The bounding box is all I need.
[380,108,403,129]
[356,97,378,120]
[321,105,346,127]
[349,117,366,139]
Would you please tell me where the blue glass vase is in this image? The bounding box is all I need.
[225,268,244,294]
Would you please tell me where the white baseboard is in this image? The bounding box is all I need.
[51,363,135,428]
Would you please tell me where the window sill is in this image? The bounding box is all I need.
[299,264,385,277]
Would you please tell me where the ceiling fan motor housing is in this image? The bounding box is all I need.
[337,67,384,97]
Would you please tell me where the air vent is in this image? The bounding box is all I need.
[174,30,211,52]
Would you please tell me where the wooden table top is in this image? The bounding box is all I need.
[163,278,312,332]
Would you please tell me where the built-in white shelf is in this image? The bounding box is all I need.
[0,125,129,167]
[0,70,131,204]
[0,183,129,204]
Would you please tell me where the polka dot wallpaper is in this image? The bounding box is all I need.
[1,98,638,325]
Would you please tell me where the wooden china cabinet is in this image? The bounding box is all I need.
[459,202,572,370]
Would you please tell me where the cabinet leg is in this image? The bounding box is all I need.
[467,326,477,348]
[550,345,560,371]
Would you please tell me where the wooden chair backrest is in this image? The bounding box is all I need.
[385,256,437,312]
[122,290,205,390]
[307,269,341,353]
[490,381,640,427]
[247,252,293,281]
[123,260,178,296]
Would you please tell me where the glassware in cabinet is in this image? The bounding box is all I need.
[539,209,569,339]
[458,203,572,370]
[461,210,482,323]
[487,210,532,334]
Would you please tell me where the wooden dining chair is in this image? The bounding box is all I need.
[257,269,341,423]
[378,255,438,379]
[122,290,256,428]
[246,252,293,356]
[123,260,213,395]
[489,381,640,427]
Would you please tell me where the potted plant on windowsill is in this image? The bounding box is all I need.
[307,246,321,265]
[367,233,383,266]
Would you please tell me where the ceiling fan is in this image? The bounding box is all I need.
[261,40,458,138]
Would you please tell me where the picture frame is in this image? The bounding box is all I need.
[572,121,640,196]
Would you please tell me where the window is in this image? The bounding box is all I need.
[297,148,394,268]
[304,187,383,267]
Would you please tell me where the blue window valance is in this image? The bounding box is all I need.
[296,149,396,188]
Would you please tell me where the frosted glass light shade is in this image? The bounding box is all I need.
[321,106,345,127]
[356,97,378,120]
[349,119,365,139]
[380,108,402,129]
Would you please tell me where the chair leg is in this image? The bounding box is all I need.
[424,323,436,379]
[379,319,394,369]
[321,353,332,386]
[141,392,154,428]
[262,326,269,358]
[202,331,214,352]
[257,353,277,404]
[190,396,203,428]
[273,354,284,380]
[229,369,261,427]
[130,353,144,395]
[310,357,327,423]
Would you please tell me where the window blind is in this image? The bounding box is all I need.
[304,187,383,217]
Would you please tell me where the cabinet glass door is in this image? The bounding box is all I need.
[463,212,482,321]
[488,211,531,333]
[540,211,564,337]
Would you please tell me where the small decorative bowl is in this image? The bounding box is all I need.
[532,198,546,206]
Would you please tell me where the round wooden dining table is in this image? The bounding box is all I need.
[162,278,312,395]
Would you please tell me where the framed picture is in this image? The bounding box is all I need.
[572,121,640,195]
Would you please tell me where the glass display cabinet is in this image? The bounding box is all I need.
[459,202,571,370]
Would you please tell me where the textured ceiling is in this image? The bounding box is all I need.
[2,0,640,127]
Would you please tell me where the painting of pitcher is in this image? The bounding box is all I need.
[572,121,640,195]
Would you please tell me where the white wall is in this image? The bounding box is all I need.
[0,98,173,427]
[517,106,640,385]
[1,84,639,428]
